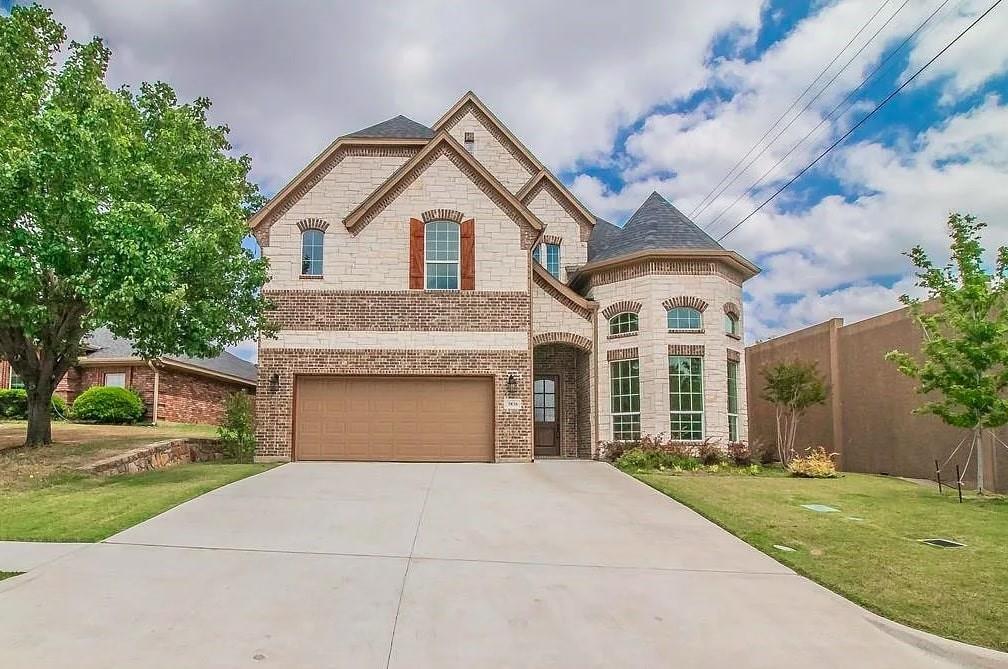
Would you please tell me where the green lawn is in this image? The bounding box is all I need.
[633,469,1008,652]
[0,463,272,542]
[0,572,19,581]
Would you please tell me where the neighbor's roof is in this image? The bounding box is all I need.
[81,328,257,385]
[587,192,723,263]
[345,115,435,140]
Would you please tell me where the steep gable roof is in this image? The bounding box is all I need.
[434,92,595,233]
[587,192,723,263]
[345,115,434,139]
[343,131,544,233]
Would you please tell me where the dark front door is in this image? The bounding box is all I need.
[533,375,560,457]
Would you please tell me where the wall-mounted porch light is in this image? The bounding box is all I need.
[506,373,517,395]
[268,373,280,393]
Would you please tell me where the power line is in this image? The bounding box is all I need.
[716,0,1003,242]
[697,0,912,228]
[688,0,896,219]
[703,0,950,237]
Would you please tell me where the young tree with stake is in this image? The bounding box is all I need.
[886,213,1008,494]
[0,5,272,446]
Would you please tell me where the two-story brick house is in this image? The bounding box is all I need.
[250,92,758,462]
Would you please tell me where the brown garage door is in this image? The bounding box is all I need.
[294,376,494,462]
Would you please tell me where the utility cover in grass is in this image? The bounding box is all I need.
[773,545,797,552]
[801,504,840,513]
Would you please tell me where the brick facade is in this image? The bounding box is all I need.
[533,344,593,458]
[257,348,531,461]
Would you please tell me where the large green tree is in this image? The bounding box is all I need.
[886,213,1008,493]
[0,5,271,446]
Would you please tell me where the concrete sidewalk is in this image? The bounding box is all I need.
[0,541,89,572]
[0,461,1004,668]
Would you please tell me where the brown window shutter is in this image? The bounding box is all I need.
[460,219,475,290]
[409,218,424,289]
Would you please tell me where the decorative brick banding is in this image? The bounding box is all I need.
[421,208,465,223]
[582,259,745,288]
[296,218,329,232]
[542,233,563,246]
[442,102,540,176]
[662,296,709,312]
[607,347,638,362]
[601,301,642,319]
[668,344,705,357]
[256,348,531,461]
[532,332,592,352]
[723,301,741,318]
[520,178,594,242]
[264,290,530,331]
[727,348,741,362]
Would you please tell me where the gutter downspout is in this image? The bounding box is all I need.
[147,360,160,426]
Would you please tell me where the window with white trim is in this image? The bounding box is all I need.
[727,360,740,442]
[104,372,126,388]
[669,355,704,440]
[610,358,640,441]
[9,371,24,390]
[608,313,639,336]
[724,312,740,337]
[667,307,702,331]
[301,229,324,276]
[533,242,561,279]
[425,220,460,290]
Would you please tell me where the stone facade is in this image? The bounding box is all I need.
[589,268,747,445]
[253,92,755,462]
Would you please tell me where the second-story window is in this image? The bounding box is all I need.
[608,313,639,336]
[724,312,741,337]
[425,220,460,290]
[533,242,561,279]
[667,307,702,331]
[301,229,324,277]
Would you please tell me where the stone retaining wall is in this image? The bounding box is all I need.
[81,438,224,476]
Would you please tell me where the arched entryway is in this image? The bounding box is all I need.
[532,332,593,459]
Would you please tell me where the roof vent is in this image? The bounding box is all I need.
[463,132,475,155]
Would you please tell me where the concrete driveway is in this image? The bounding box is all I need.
[0,461,1000,668]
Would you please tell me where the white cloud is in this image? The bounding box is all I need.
[47,0,762,192]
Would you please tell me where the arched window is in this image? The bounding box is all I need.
[425,220,460,290]
[608,313,639,336]
[724,312,740,337]
[667,307,702,331]
[301,229,324,276]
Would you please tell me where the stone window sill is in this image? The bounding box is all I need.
[299,274,323,280]
[606,331,639,340]
[668,329,704,334]
[726,332,742,341]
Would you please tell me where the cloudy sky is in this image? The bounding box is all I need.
[14,0,1008,361]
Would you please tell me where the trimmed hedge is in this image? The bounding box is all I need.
[0,389,68,420]
[70,386,145,424]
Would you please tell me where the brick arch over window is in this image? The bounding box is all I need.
[542,234,563,246]
[532,332,592,352]
[296,218,329,232]
[601,301,643,319]
[723,301,741,319]
[421,209,465,223]
[662,296,709,312]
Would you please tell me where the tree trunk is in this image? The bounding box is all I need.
[975,426,985,495]
[25,381,54,447]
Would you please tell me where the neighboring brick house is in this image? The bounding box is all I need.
[250,92,758,463]
[1,328,256,425]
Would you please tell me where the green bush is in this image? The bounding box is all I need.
[615,446,700,472]
[218,391,256,462]
[70,386,145,423]
[0,388,68,420]
[788,446,839,478]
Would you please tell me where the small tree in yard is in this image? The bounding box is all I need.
[886,213,1008,494]
[761,361,829,465]
[0,6,272,446]
[218,391,256,463]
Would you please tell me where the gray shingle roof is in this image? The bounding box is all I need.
[587,192,723,263]
[82,328,257,384]
[345,115,434,140]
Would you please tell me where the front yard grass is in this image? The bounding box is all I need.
[0,572,19,581]
[632,469,1007,652]
[0,462,271,542]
